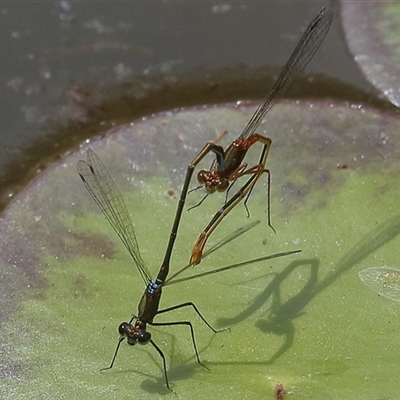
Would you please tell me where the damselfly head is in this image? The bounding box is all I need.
[118,320,151,346]
[197,170,215,192]
[197,170,229,193]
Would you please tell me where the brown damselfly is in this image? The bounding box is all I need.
[182,8,333,265]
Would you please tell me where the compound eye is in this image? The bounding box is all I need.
[197,170,208,184]
[216,180,229,192]
[118,322,132,337]
[138,330,151,345]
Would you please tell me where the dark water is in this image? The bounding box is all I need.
[0,1,381,209]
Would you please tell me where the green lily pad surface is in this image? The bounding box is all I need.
[2,100,400,399]
[341,1,400,106]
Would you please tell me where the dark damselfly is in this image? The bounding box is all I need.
[77,148,300,390]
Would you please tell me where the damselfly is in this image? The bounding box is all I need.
[77,149,300,390]
[184,8,333,265]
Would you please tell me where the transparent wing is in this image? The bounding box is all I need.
[77,148,152,284]
[240,7,333,139]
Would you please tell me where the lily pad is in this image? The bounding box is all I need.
[341,1,400,106]
[2,100,400,398]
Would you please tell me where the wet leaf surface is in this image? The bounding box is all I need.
[1,100,400,398]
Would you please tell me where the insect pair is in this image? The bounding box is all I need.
[77,7,333,391]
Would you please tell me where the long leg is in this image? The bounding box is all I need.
[156,301,228,333]
[151,320,209,371]
[242,135,272,223]
[187,193,209,212]
[149,339,173,392]
[230,135,272,222]
[190,136,272,265]
[190,172,263,265]
[153,302,228,371]
[241,165,272,222]
[224,163,248,203]
[100,315,135,371]
[222,134,272,222]
[100,337,125,371]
